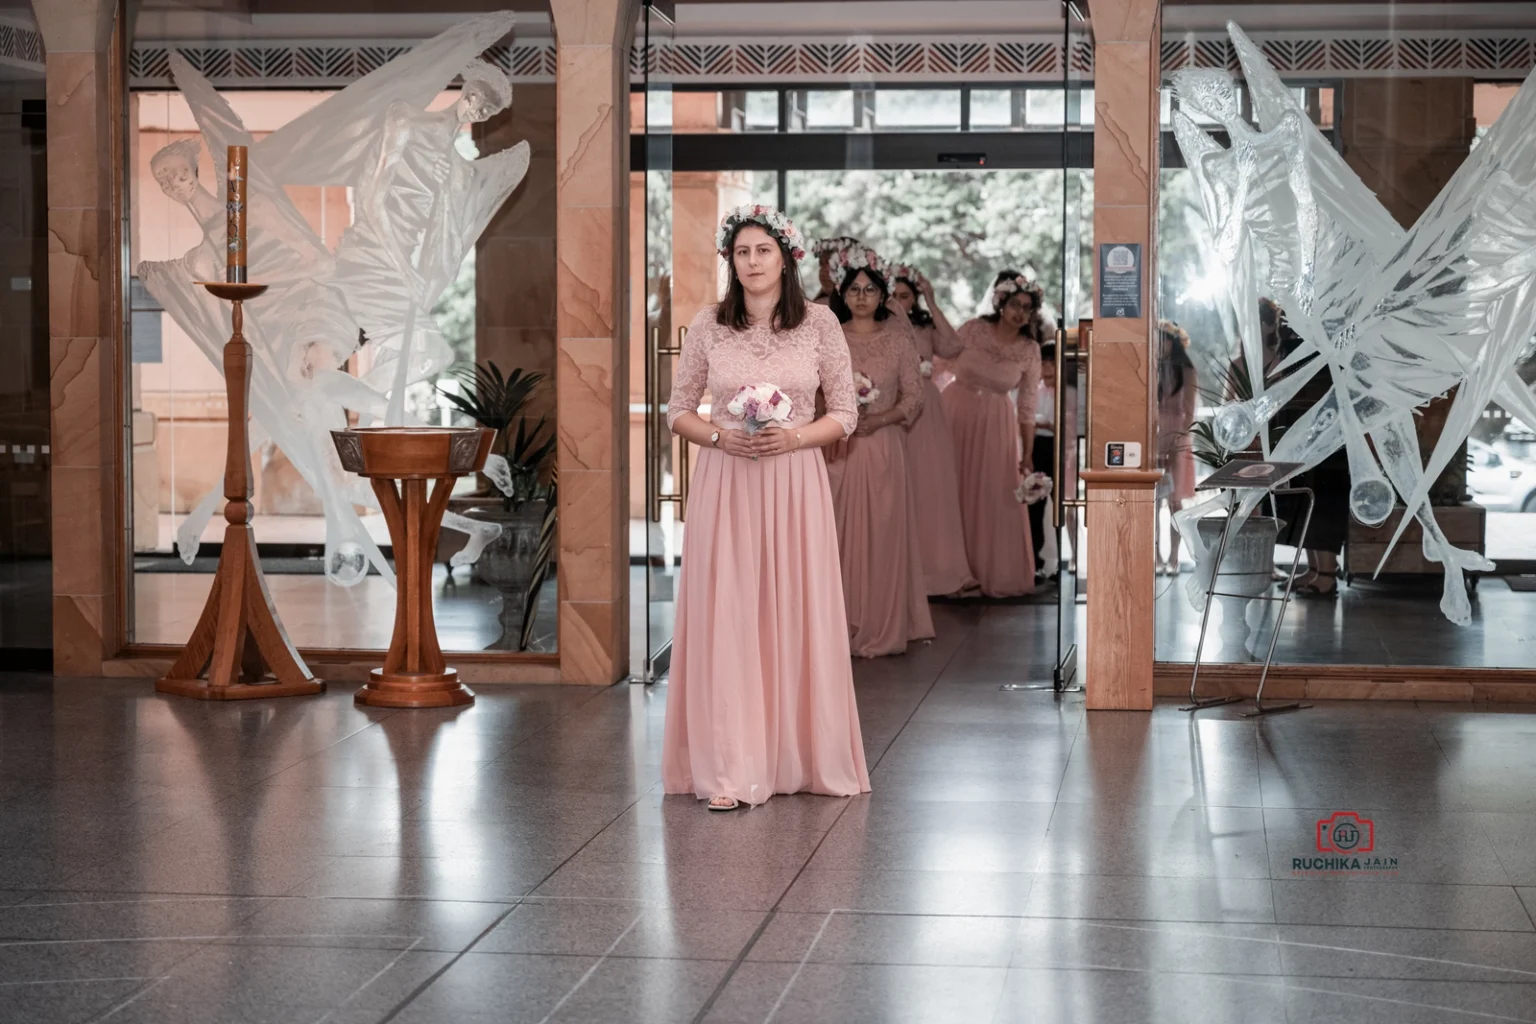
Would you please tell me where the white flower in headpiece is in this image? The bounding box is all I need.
[716,204,807,261]
[831,244,888,289]
[992,274,1036,309]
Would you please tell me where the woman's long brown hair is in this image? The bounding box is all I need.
[716,223,809,332]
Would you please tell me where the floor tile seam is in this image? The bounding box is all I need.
[1515,889,1536,932]
[372,900,525,1024]
[79,928,221,1024]
[689,625,984,1023]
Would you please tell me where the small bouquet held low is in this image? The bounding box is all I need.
[853,371,880,407]
[1016,471,1053,505]
[726,383,793,434]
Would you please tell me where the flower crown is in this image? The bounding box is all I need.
[890,263,926,288]
[830,244,889,289]
[716,205,807,261]
[992,274,1041,311]
[813,235,862,258]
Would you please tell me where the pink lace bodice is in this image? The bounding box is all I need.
[667,302,858,437]
[843,319,923,427]
[952,317,1043,426]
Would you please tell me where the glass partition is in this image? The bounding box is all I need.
[124,7,559,654]
[1156,1,1536,670]
[0,46,50,663]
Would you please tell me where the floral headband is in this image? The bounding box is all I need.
[830,244,889,289]
[992,274,1041,311]
[717,204,807,262]
[891,263,927,288]
[813,235,862,258]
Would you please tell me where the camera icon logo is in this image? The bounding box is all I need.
[1316,811,1374,854]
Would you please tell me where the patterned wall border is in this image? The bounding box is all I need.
[0,19,45,74]
[128,29,1536,90]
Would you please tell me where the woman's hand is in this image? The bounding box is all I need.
[884,296,906,319]
[1020,456,1034,475]
[853,411,887,438]
[714,429,757,459]
[918,277,936,304]
[752,425,802,457]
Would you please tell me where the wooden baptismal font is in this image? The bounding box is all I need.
[331,426,494,707]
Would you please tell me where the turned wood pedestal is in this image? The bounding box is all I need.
[332,426,494,708]
[157,283,324,700]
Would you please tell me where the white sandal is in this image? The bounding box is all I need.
[707,796,740,812]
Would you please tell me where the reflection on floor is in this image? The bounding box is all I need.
[4,600,1536,1023]
[133,565,558,653]
[1156,569,1536,667]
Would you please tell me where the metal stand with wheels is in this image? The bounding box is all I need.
[1181,481,1315,717]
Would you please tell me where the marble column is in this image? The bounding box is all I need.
[1085,0,1159,710]
[550,0,638,684]
[32,0,120,675]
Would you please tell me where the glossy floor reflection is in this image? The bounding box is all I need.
[3,602,1536,1023]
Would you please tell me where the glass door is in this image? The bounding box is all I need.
[1054,1,1092,689]
[635,0,680,682]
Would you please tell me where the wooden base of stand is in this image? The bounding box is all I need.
[155,523,324,700]
[355,668,475,708]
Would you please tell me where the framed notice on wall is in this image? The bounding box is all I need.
[1097,243,1142,319]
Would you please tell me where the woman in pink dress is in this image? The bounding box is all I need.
[811,236,860,305]
[824,247,935,657]
[941,274,1045,597]
[891,265,976,596]
[663,205,870,812]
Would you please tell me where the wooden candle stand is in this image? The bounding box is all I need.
[155,283,324,701]
[331,426,493,708]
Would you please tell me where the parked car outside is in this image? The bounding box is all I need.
[1468,437,1536,513]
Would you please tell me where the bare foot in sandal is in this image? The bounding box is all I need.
[707,796,740,812]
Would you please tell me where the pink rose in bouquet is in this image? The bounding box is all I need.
[725,382,793,435]
[853,371,880,407]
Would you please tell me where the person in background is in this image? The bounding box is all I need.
[891,264,975,596]
[1156,321,1198,575]
[942,274,1045,596]
[825,246,935,656]
[811,236,861,305]
[1030,340,1058,578]
[663,205,869,812]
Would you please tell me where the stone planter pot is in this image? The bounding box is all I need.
[462,499,549,651]
[1197,515,1279,597]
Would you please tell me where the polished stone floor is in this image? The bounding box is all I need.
[5,603,1536,1023]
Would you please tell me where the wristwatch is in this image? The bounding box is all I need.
[710,430,720,447]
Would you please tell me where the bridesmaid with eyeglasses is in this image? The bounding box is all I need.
[824,246,934,658]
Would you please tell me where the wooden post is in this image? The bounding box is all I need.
[156,283,324,700]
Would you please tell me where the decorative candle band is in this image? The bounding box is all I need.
[226,144,247,284]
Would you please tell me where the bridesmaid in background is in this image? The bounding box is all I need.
[663,205,870,811]
[891,264,975,596]
[942,274,1045,597]
[825,246,935,657]
[811,236,861,305]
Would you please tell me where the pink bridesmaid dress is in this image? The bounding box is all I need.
[825,321,936,658]
[905,322,977,596]
[662,303,871,807]
[941,318,1041,597]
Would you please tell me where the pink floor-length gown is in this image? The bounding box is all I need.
[941,318,1041,597]
[905,321,977,596]
[662,303,871,806]
[825,320,936,657]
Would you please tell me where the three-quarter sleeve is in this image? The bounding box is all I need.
[814,309,858,437]
[931,319,964,359]
[666,307,715,430]
[892,328,925,427]
[1015,342,1043,428]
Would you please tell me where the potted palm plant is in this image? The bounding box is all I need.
[438,362,558,651]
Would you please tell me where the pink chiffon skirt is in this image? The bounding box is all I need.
[942,385,1035,597]
[905,378,978,596]
[825,426,935,657]
[662,446,871,806]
